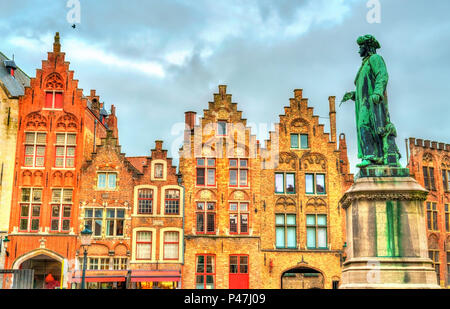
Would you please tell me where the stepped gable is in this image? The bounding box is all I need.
[84,129,142,177]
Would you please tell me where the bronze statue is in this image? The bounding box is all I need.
[341,34,401,168]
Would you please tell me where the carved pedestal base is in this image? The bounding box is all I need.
[339,174,440,289]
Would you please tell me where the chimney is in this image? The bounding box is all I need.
[338,133,350,175]
[155,140,163,151]
[328,96,337,144]
[53,32,61,53]
[185,111,196,131]
[106,104,118,139]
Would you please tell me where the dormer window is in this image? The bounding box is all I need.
[4,60,17,78]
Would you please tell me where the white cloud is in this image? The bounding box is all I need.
[9,35,166,78]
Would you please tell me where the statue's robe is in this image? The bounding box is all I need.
[354,53,398,163]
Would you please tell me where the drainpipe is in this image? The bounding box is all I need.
[93,119,97,153]
[177,172,185,289]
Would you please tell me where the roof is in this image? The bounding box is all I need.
[126,156,148,173]
[0,52,30,98]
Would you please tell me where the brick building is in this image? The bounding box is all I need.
[127,140,184,289]
[0,53,30,279]
[3,33,114,289]
[179,85,262,289]
[407,138,450,288]
[259,90,353,289]
[72,130,136,289]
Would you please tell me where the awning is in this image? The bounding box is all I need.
[130,270,181,282]
[70,270,128,283]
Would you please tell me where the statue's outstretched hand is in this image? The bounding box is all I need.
[340,91,355,107]
[369,94,382,105]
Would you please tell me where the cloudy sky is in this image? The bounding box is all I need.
[2,0,449,172]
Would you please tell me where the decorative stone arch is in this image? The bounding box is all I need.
[86,243,110,255]
[11,249,65,270]
[289,118,310,131]
[279,152,298,170]
[55,113,78,131]
[422,152,434,165]
[228,189,250,201]
[305,197,327,213]
[24,112,47,129]
[428,234,439,249]
[280,265,326,289]
[195,189,217,201]
[275,196,296,209]
[44,72,64,90]
[113,243,130,256]
[441,155,450,168]
[301,152,327,171]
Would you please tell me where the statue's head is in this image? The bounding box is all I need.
[357,34,380,58]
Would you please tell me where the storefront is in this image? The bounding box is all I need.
[69,270,128,289]
[129,270,181,289]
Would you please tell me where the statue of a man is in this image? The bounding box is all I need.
[342,34,401,168]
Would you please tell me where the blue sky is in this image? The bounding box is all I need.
[2,0,450,172]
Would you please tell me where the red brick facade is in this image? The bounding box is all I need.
[4,33,112,288]
[408,138,450,287]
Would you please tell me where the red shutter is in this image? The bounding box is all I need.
[54,93,63,109]
[45,92,53,108]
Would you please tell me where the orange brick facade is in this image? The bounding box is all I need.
[408,138,450,288]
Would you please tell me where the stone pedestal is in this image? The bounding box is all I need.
[339,168,440,289]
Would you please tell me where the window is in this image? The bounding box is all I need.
[275,214,297,249]
[229,159,248,187]
[45,91,63,109]
[88,258,99,270]
[196,255,215,289]
[290,134,308,149]
[50,188,72,232]
[19,188,42,232]
[136,231,152,260]
[55,133,76,168]
[445,204,449,232]
[113,258,128,270]
[99,258,110,270]
[106,209,125,237]
[429,250,440,283]
[84,208,103,237]
[306,214,328,249]
[154,163,163,179]
[423,166,436,191]
[24,132,46,167]
[229,202,249,234]
[447,249,450,285]
[217,121,227,136]
[275,173,295,194]
[138,189,153,214]
[163,231,179,260]
[426,202,438,231]
[165,189,180,215]
[196,158,215,186]
[196,202,216,234]
[97,172,117,190]
[305,173,326,195]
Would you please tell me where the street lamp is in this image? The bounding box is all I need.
[80,225,92,289]
[3,235,10,257]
